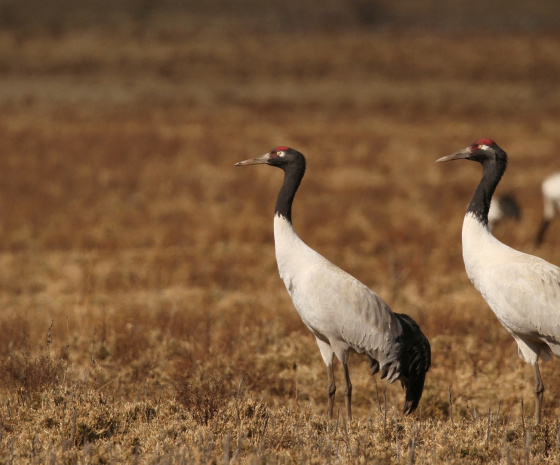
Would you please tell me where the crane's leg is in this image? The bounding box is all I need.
[315,338,336,419]
[343,362,352,420]
[535,219,550,246]
[326,363,336,419]
[532,362,544,424]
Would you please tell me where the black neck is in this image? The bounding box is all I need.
[467,158,507,226]
[275,157,306,223]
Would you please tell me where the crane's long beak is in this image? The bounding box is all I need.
[436,147,471,163]
[235,153,270,166]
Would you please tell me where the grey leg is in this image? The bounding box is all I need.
[327,363,336,419]
[315,338,336,419]
[535,219,550,246]
[343,362,352,420]
[533,362,544,424]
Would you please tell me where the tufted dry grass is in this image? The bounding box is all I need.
[1,5,560,463]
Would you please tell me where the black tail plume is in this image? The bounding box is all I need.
[394,313,431,415]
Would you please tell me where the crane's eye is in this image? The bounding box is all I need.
[276,151,283,156]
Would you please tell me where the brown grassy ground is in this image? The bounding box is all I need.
[1,9,560,463]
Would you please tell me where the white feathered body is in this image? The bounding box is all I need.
[274,214,402,371]
[462,213,560,364]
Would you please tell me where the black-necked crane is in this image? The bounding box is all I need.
[437,139,560,424]
[236,147,431,419]
[488,194,521,231]
[535,171,560,246]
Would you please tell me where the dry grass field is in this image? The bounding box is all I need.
[1,2,560,463]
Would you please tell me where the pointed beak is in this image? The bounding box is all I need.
[235,153,271,166]
[436,147,471,163]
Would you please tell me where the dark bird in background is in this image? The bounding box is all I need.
[535,171,560,246]
[488,194,521,230]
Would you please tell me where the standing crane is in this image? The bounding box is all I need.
[235,147,431,419]
[535,171,560,246]
[437,139,560,424]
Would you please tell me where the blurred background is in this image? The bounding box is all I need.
[0,0,560,424]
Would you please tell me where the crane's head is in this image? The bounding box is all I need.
[436,139,508,166]
[235,146,305,171]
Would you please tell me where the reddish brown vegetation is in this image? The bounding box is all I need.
[0,3,560,462]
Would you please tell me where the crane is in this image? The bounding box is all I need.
[236,146,431,419]
[535,171,560,246]
[488,194,521,230]
[437,139,560,424]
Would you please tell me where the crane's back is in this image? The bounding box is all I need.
[274,214,401,354]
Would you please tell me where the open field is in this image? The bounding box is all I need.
[1,5,560,463]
